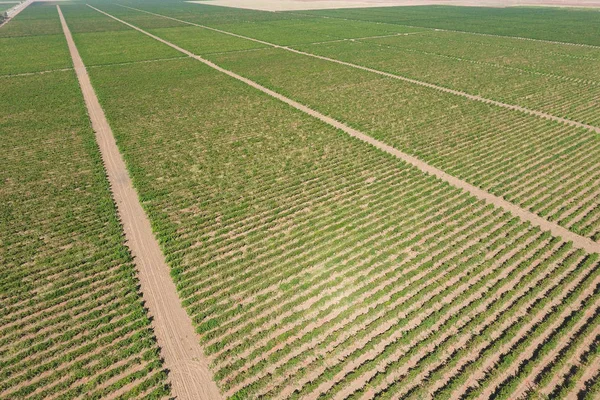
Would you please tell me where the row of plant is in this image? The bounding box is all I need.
[118,3,600,126]
[366,31,600,82]
[196,46,599,239]
[82,6,599,239]
[302,5,600,47]
[0,5,71,75]
[0,17,169,398]
[74,13,600,397]
[294,39,600,127]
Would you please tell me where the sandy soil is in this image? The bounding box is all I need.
[57,6,222,400]
[186,0,600,11]
[87,5,600,256]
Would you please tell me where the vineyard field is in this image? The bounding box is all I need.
[0,59,169,399]
[305,5,600,46]
[2,1,600,399]
[0,3,63,37]
[82,51,600,400]
[296,39,600,126]
[207,47,600,240]
[113,4,600,125]
[97,3,600,241]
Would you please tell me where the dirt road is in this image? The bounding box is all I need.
[57,6,222,400]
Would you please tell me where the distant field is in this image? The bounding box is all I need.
[307,5,600,46]
[187,0,600,12]
[0,4,170,399]
[0,2,18,13]
[2,1,600,399]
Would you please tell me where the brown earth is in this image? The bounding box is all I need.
[57,6,222,400]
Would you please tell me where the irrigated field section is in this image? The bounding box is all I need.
[0,6,170,398]
[2,1,600,399]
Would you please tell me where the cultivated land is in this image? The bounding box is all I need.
[0,6,170,398]
[1,1,600,399]
[187,0,600,12]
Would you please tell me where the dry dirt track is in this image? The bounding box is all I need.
[57,6,222,400]
[87,5,600,255]
[186,0,600,11]
[122,5,600,135]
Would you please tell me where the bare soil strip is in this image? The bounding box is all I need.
[88,4,600,257]
[57,6,222,400]
[120,5,600,135]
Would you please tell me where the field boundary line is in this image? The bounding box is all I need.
[86,5,600,255]
[118,5,600,134]
[57,6,222,400]
[86,55,189,69]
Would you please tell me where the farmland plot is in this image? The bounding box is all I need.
[107,5,600,241]
[3,2,599,399]
[0,3,62,37]
[122,3,600,126]
[60,7,600,398]
[304,5,600,46]
[206,48,600,240]
[0,68,170,398]
[0,5,71,75]
[364,31,600,81]
[296,38,600,126]
[60,5,182,66]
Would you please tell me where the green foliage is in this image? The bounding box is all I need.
[0,49,169,400]
[0,34,71,75]
[208,46,600,239]
[305,5,600,46]
[0,3,63,37]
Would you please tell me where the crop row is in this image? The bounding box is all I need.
[92,4,600,241]
[0,5,71,75]
[366,31,600,82]
[205,47,600,240]
[0,17,169,398]
[116,3,600,126]
[71,11,600,395]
